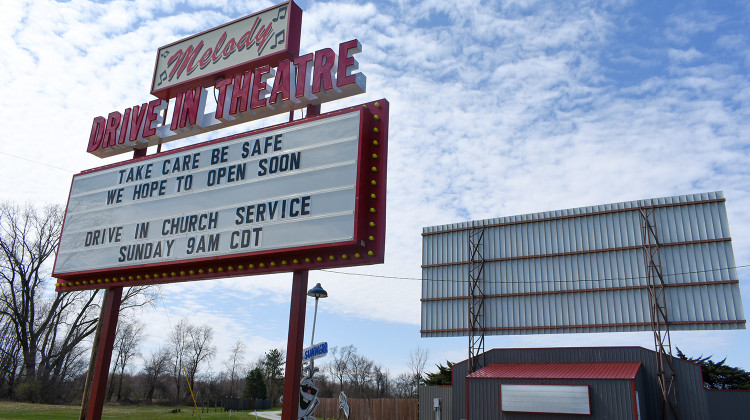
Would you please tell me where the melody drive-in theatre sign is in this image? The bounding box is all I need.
[54,0,389,297]
[54,2,389,419]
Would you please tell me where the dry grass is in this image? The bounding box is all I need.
[0,401,281,419]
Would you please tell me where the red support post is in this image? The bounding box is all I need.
[281,271,309,420]
[85,286,123,420]
[280,105,320,420]
[81,148,142,419]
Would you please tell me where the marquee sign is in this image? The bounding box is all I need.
[88,39,366,158]
[55,100,389,291]
[151,1,302,100]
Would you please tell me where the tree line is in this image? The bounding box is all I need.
[102,335,432,405]
[0,202,155,402]
[0,201,431,405]
[244,345,431,402]
[5,201,746,406]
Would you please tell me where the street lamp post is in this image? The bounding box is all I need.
[307,283,328,346]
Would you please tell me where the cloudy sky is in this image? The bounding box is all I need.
[2,0,750,379]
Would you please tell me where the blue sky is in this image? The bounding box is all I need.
[2,0,750,378]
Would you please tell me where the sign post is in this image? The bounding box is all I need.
[82,287,122,420]
[80,147,148,420]
[281,103,318,420]
[282,270,308,420]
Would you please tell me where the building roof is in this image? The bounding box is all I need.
[467,362,641,380]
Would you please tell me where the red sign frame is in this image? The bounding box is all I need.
[54,99,388,291]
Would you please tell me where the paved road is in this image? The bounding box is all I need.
[244,409,281,420]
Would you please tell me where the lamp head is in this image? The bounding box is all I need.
[307,283,328,299]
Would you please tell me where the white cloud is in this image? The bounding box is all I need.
[667,47,702,63]
[2,0,750,374]
[665,9,724,45]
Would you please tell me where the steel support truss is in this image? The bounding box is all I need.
[639,205,679,420]
[467,223,486,374]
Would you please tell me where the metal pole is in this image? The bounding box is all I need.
[182,362,200,415]
[310,297,319,346]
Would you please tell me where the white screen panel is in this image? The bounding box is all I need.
[501,384,590,415]
[421,192,746,336]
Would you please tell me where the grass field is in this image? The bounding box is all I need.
[0,402,281,420]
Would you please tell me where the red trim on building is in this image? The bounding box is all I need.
[467,362,641,380]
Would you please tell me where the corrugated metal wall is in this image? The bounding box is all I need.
[419,386,453,420]
[705,390,750,420]
[422,191,745,336]
[450,347,708,420]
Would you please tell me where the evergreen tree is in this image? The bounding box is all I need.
[243,367,267,399]
[677,348,750,390]
[424,361,453,386]
[262,349,285,405]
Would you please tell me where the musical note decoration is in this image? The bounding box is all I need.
[270,30,286,50]
[273,5,288,22]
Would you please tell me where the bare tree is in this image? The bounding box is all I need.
[373,364,391,398]
[185,323,216,393]
[0,315,22,397]
[224,339,246,397]
[107,319,144,401]
[142,347,171,403]
[347,351,374,398]
[327,344,355,392]
[168,318,191,401]
[407,346,430,396]
[0,202,156,402]
[393,372,415,398]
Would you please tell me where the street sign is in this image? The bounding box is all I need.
[303,342,328,362]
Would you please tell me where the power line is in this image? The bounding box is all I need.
[0,150,75,173]
[322,263,750,285]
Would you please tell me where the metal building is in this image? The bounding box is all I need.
[418,346,750,420]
